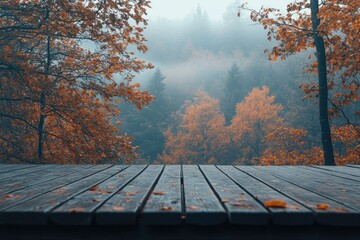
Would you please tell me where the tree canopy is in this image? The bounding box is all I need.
[0,0,153,163]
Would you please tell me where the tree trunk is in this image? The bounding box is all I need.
[38,92,46,160]
[37,35,51,161]
[310,0,335,165]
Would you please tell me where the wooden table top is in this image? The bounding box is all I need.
[0,164,359,239]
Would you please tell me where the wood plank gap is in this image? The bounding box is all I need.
[346,165,360,169]
[201,165,269,225]
[0,165,38,174]
[246,166,360,226]
[0,165,117,223]
[0,165,94,196]
[257,166,360,212]
[141,165,182,225]
[50,165,145,225]
[309,166,360,179]
[95,165,164,225]
[182,165,227,225]
[218,166,313,225]
[180,165,186,223]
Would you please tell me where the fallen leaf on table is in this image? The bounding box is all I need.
[264,200,287,208]
[53,189,66,194]
[188,205,200,210]
[221,199,230,203]
[89,185,100,192]
[153,191,166,195]
[112,206,125,211]
[160,206,173,211]
[69,207,85,213]
[126,192,137,196]
[333,207,348,213]
[5,194,14,199]
[316,204,329,210]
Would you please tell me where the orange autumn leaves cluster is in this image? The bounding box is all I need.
[160,87,359,165]
[160,91,230,164]
[0,0,153,163]
[241,0,359,116]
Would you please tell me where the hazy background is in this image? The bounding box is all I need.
[119,0,358,162]
[148,0,290,21]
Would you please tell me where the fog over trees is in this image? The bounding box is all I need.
[119,2,359,165]
[0,0,358,165]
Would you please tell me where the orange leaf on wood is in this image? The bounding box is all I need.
[69,208,85,213]
[264,200,287,208]
[160,206,173,211]
[316,204,329,210]
[112,206,125,211]
[153,191,166,195]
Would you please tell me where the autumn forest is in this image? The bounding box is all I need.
[0,0,359,166]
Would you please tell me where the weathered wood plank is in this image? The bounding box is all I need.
[0,165,118,224]
[0,165,52,181]
[0,165,110,212]
[182,165,226,225]
[221,166,313,225]
[200,165,269,225]
[0,164,38,174]
[295,167,360,192]
[50,165,145,225]
[0,165,92,195]
[246,167,360,226]
[347,165,360,169]
[303,166,360,182]
[260,166,360,211]
[310,166,360,178]
[141,165,182,225]
[96,165,164,225]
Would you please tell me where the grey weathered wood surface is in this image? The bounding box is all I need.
[0,164,359,230]
[311,166,360,177]
[182,165,226,225]
[245,166,360,226]
[0,164,38,173]
[95,165,163,225]
[259,166,360,211]
[199,165,269,225]
[347,165,360,169]
[223,166,313,225]
[141,165,182,225]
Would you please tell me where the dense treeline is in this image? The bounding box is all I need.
[120,3,359,165]
[0,1,358,165]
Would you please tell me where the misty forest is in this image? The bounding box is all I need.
[0,0,359,166]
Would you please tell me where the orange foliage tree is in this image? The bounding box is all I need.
[260,127,323,166]
[230,86,283,164]
[159,91,230,164]
[331,125,360,165]
[0,0,153,164]
[241,0,360,165]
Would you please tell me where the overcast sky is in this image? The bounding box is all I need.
[148,0,291,21]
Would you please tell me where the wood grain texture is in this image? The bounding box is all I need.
[260,166,360,211]
[200,165,269,225]
[0,165,92,195]
[0,164,38,174]
[182,165,226,225]
[247,166,360,226]
[96,165,163,225]
[0,165,118,224]
[141,165,182,225]
[312,166,360,177]
[0,164,359,230]
[50,165,145,225]
[223,166,313,225]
